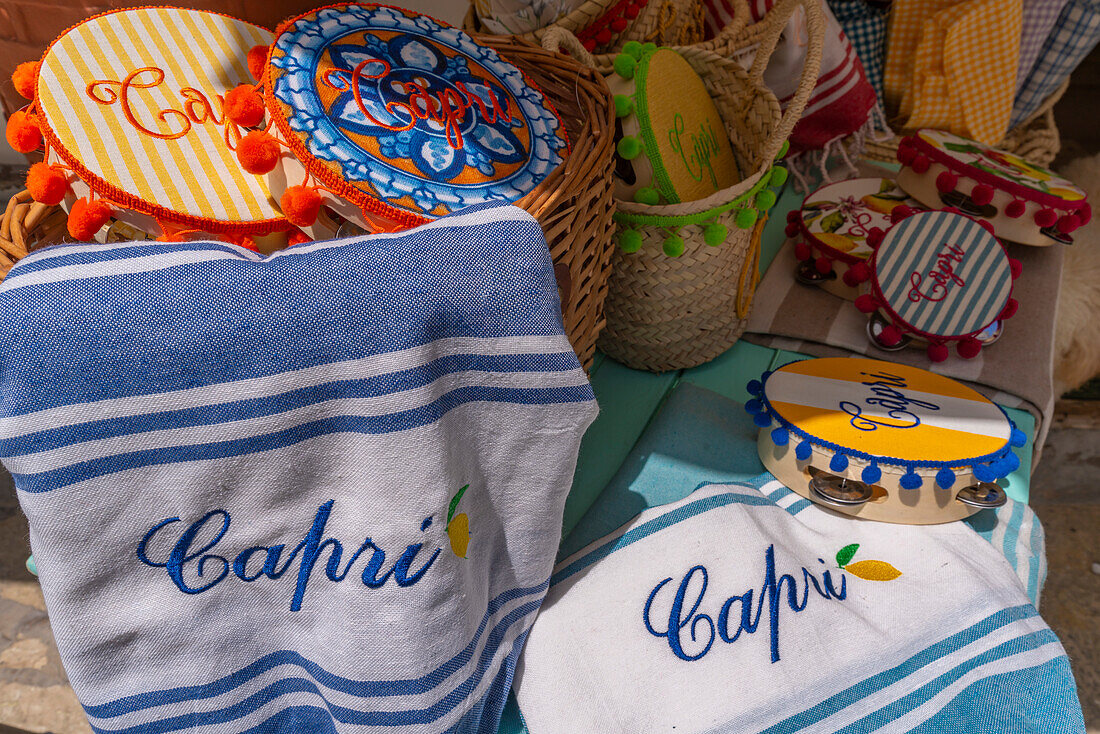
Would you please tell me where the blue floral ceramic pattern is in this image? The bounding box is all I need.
[270,4,567,218]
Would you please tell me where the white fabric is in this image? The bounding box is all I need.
[514,479,1084,733]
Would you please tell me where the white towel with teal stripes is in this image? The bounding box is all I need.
[514,477,1086,733]
[0,203,597,734]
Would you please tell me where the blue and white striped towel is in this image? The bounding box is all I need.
[0,203,598,734]
[514,476,1086,733]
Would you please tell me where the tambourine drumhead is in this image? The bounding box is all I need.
[265,3,569,229]
[897,130,1088,247]
[35,8,284,234]
[756,358,1014,524]
[797,177,920,300]
[872,210,1011,340]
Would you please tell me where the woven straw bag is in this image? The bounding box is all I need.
[0,36,616,372]
[546,0,822,373]
[465,0,719,57]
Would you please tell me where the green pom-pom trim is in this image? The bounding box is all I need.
[755,189,777,211]
[769,166,788,186]
[663,234,685,257]
[634,187,660,205]
[642,42,657,54]
[619,229,643,253]
[776,140,790,160]
[703,222,728,247]
[622,41,644,59]
[735,208,758,229]
[617,136,642,160]
[613,94,633,117]
[613,53,637,79]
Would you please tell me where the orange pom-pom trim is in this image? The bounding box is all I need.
[237,130,280,174]
[280,185,322,227]
[287,229,312,247]
[224,85,265,128]
[6,110,42,153]
[26,162,68,205]
[67,198,112,241]
[247,45,269,81]
[12,61,38,100]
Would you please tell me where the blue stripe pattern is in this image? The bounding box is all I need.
[876,211,1011,337]
[4,203,594,734]
[0,207,566,415]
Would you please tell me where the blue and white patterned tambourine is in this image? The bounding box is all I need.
[266,3,569,226]
[852,210,1020,362]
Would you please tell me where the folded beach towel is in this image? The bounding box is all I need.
[0,204,597,734]
[514,474,1085,733]
[1011,0,1100,128]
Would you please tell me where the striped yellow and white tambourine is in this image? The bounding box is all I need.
[748,358,1027,525]
[8,7,289,249]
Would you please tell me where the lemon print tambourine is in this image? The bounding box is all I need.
[846,209,1021,362]
[608,41,740,205]
[8,8,288,249]
[227,3,569,239]
[786,177,923,301]
[748,358,1027,525]
[895,129,1090,247]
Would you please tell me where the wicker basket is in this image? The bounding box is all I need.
[0,36,617,372]
[0,190,68,278]
[553,0,823,373]
[487,34,618,370]
[465,0,716,58]
[863,79,1070,168]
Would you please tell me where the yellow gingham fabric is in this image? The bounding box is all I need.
[884,0,1022,144]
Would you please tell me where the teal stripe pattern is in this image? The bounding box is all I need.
[874,211,1011,337]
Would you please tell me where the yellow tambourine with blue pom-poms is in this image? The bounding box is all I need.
[750,357,1027,525]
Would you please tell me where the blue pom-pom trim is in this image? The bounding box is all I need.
[973,463,997,483]
[749,364,1023,483]
[900,470,923,490]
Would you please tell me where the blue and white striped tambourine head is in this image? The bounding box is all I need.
[872,210,1013,340]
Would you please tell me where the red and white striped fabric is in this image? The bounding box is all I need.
[705,0,877,156]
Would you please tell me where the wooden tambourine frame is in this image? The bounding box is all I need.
[896,130,1090,247]
[747,361,1027,525]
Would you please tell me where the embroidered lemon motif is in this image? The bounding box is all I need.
[835,543,901,581]
[815,231,860,254]
[446,484,471,559]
